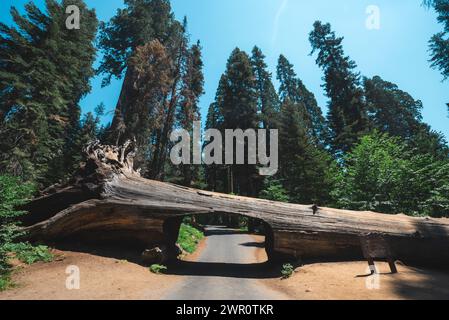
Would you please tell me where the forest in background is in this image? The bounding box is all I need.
[0,0,448,220]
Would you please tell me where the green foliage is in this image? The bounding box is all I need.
[0,273,12,291]
[98,1,205,184]
[0,0,98,186]
[399,153,449,217]
[0,175,35,275]
[331,133,408,213]
[309,21,369,154]
[97,0,178,84]
[4,243,53,265]
[332,132,449,217]
[426,0,449,80]
[177,223,204,254]
[281,263,295,279]
[277,54,327,145]
[279,99,334,205]
[251,46,280,131]
[212,48,260,195]
[0,267,16,291]
[149,264,167,274]
[177,42,205,187]
[364,76,423,140]
[1,175,52,291]
[260,180,290,203]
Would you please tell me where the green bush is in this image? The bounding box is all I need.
[177,223,204,254]
[260,180,290,203]
[5,243,53,265]
[0,175,35,276]
[0,272,12,291]
[149,264,167,274]
[0,175,54,291]
[281,263,295,279]
[331,132,449,217]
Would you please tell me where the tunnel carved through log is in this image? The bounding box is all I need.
[21,140,449,267]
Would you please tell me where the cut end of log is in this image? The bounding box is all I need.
[82,139,140,178]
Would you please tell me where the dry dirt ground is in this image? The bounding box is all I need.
[262,261,449,300]
[1,233,449,300]
[253,236,449,300]
[0,249,181,300]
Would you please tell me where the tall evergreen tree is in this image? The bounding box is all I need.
[251,46,280,130]
[98,2,204,180]
[97,0,177,85]
[425,1,449,79]
[278,99,333,204]
[177,41,205,186]
[220,48,259,196]
[97,0,182,149]
[309,21,369,154]
[364,76,423,139]
[364,75,449,159]
[425,0,449,112]
[0,0,98,186]
[68,104,105,173]
[204,75,226,192]
[98,0,183,146]
[276,55,327,145]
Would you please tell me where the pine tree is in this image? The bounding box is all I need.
[68,105,105,173]
[364,75,449,158]
[251,47,280,130]
[425,0,449,80]
[99,3,204,181]
[121,39,174,171]
[97,0,177,85]
[279,99,333,204]
[425,0,449,113]
[0,0,97,186]
[204,75,226,192]
[219,48,259,196]
[276,55,327,145]
[309,21,369,154]
[364,76,423,139]
[98,0,183,151]
[177,41,205,186]
[407,123,449,160]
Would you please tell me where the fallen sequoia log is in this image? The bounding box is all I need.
[20,140,449,268]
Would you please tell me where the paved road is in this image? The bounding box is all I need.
[164,226,288,300]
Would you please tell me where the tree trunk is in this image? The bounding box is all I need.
[21,141,449,268]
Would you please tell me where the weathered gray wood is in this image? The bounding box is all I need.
[21,141,449,267]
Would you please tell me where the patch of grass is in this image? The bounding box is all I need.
[149,264,167,274]
[177,223,204,254]
[281,263,295,279]
[0,272,12,291]
[5,243,53,265]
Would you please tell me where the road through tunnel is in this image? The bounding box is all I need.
[162,213,276,265]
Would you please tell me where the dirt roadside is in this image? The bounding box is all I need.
[2,233,449,300]
[0,249,182,300]
[252,234,449,300]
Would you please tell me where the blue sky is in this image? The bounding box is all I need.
[1,0,448,140]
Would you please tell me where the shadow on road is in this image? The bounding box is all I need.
[166,260,281,279]
[239,241,265,248]
[203,227,250,236]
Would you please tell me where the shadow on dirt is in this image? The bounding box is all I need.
[52,242,144,265]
